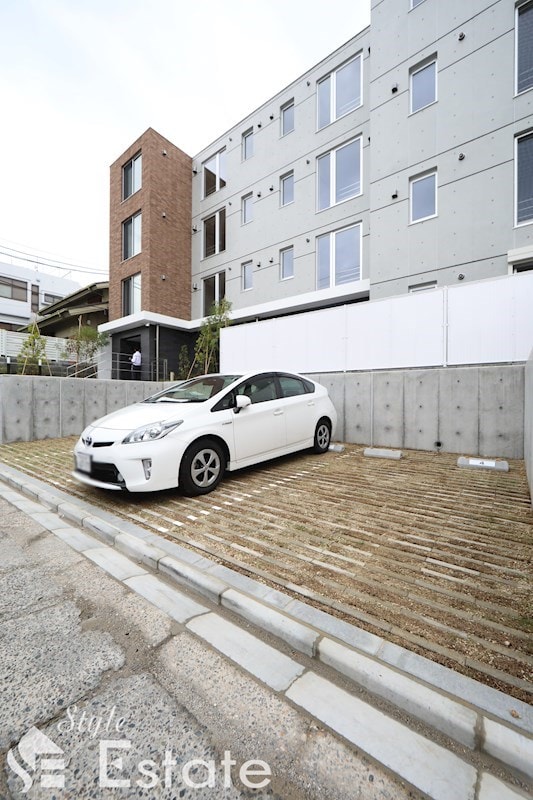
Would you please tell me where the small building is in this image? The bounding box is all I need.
[32,281,109,338]
[0,261,80,332]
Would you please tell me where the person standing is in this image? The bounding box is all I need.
[131,348,142,380]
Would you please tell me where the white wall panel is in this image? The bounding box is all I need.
[447,273,533,365]
[221,274,533,375]
[345,291,444,370]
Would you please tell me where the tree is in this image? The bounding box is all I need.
[62,321,109,376]
[189,298,232,376]
[18,322,47,375]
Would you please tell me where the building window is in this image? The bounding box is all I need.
[242,129,254,160]
[281,100,294,136]
[242,261,253,291]
[317,224,361,289]
[410,171,437,223]
[203,149,226,198]
[31,284,39,312]
[410,59,437,113]
[43,293,62,305]
[123,152,142,200]
[411,0,426,8]
[0,276,27,302]
[242,193,253,224]
[203,271,226,315]
[122,273,141,315]
[517,131,533,225]
[317,54,362,129]
[318,138,361,210]
[517,1,533,94]
[280,172,294,206]
[513,262,533,273]
[123,212,142,260]
[280,247,294,280]
[203,208,226,257]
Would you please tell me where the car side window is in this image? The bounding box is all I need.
[211,390,236,412]
[235,376,278,404]
[278,375,314,397]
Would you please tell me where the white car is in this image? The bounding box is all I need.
[73,371,337,495]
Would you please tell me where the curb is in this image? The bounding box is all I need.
[1,462,532,789]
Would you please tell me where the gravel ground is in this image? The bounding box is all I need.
[1,436,532,703]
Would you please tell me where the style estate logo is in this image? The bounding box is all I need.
[8,708,272,793]
[7,726,65,793]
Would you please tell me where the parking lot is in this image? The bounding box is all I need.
[1,436,531,703]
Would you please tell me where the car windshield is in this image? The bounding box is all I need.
[143,375,242,403]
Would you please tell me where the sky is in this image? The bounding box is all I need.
[0,0,370,289]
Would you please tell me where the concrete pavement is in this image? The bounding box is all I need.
[1,467,532,799]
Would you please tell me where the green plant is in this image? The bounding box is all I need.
[177,344,191,380]
[62,322,109,373]
[18,322,47,374]
[189,298,232,376]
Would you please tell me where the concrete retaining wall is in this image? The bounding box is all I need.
[313,364,525,459]
[0,366,525,460]
[525,351,533,502]
[0,376,167,445]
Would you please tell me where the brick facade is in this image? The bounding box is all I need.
[109,128,192,322]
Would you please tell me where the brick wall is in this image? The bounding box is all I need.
[109,128,192,321]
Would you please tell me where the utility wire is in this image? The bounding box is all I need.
[0,244,108,275]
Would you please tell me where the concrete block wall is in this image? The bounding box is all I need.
[313,364,525,459]
[525,351,533,503]
[0,376,168,445]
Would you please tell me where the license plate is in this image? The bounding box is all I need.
[76,452,92,474]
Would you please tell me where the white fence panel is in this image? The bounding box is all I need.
[345,290,444,370]
[447,272,533,365]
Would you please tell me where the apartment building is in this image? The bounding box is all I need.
[0,261,80,332]
[103,0,533,379]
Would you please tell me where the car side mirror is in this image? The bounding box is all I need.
[234,394,252,414]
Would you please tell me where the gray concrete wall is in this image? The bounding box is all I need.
[0,366,525,461]
[313,364,525,459]
[525,351,533,502]
[0,376,168,445]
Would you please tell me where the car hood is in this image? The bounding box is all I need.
[86,401,208,432]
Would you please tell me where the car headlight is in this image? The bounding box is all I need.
[122,420,183,444]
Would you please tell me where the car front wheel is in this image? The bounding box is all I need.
[313,419,331,453]
[179,439,226,495]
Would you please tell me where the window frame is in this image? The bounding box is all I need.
[516,0,533,95]
[122,272,142,316]
[280,172,294,206]
[242,261,253,291]
[409,170,437,224]
[202,148,226,198]
[280,100,295,136]
[410,58,437,114]
[317,53,363,130]
[242,128,254,161]
[122,211,142,260]
[242,192,254,224]
[317,137,362,211]
[202,270,226,316]
[122,152,142,200]
[203,208,226,258]
[0,276,27,302]
[515,130,533,226]
[280,246,294,281]
[316,223,362,290]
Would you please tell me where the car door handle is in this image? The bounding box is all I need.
[307,400,315,406]
[273,409,284,416]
